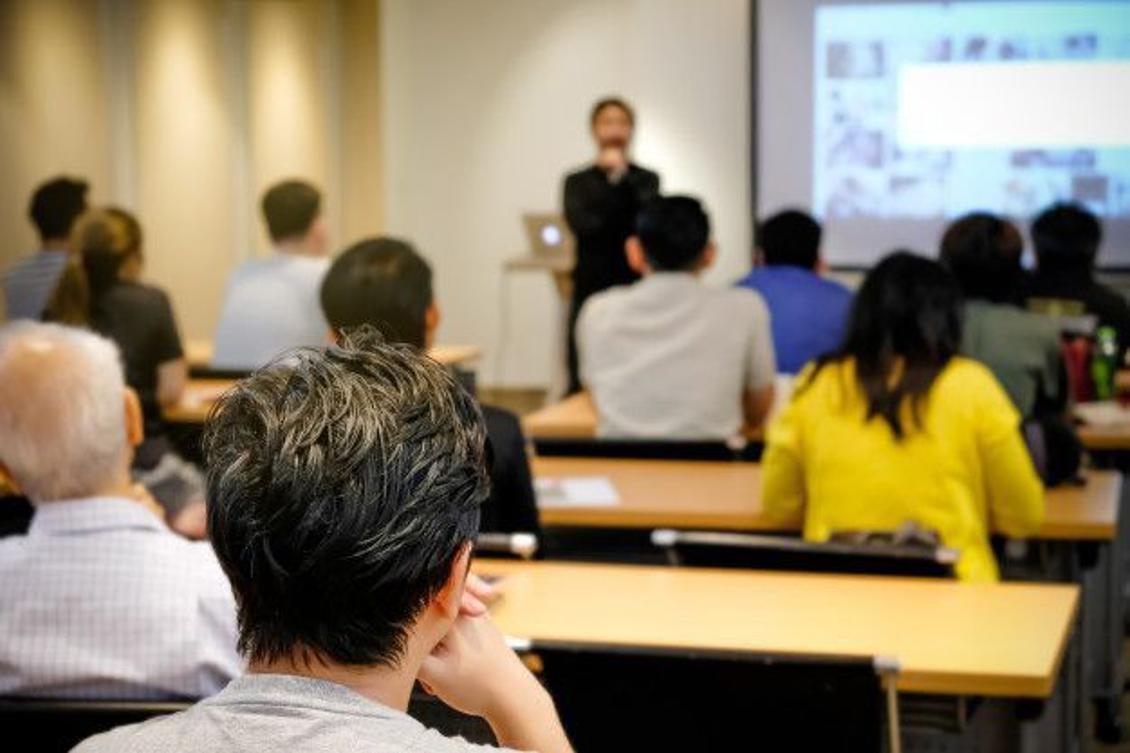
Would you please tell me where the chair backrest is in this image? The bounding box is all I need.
[532,437,760,461]
[0,698,189,753]
[187,365,251,380]
[534,641,891,752]
[653,529,957,578]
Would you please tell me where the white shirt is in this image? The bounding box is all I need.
[212,253,330,370]
[0,497,241,699]
[578,272,776,439]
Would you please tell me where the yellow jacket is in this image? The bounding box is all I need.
[762,357,1044,581]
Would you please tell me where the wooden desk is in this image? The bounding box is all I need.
[165,345,483,424]
[184,339,481,372]
[524,392,765,442]
[477,559,1078,698]
[532,457,1121,542]
[1076,423,1130,452]
[527,393,1130,454]
[522,392,599,439]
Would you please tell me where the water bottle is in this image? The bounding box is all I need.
[1091,326,1119,400]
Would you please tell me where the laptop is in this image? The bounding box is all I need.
[522,213,574,258]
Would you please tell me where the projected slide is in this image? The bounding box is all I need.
[813,2,1130,229]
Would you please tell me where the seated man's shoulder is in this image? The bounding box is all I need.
[72,707,193,753]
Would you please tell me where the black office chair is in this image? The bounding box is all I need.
[533,642,897,753]
[0,698,190,753]
[652,529,958,578]
[532,437,761,461]
[475,531,539,560]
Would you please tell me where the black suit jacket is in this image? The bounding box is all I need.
[563,163,660,302]
[481,405,541,535]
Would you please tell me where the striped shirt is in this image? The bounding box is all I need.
[2,249,69,321]
[0,497,242,699]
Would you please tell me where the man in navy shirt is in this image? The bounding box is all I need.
[735,210,852,374]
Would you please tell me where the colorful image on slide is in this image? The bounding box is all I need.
[813,1,1130,222]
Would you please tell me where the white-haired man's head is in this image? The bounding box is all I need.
[0,322,142,502]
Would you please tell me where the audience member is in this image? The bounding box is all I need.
[762,252,1043,581]
[940,212,1063,415]
[320,238,540,535]
[736,209,852,374]
[578,195,776,439]
[0,322,240,698]
[1025,202,1130,354]
[212,180,330,370]
[76,329,573,753]
[60,207,205,535]
[2,177,88,321]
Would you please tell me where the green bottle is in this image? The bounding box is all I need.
[1092,326,1119,400]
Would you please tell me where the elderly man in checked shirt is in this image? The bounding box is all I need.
[0,322,241,699]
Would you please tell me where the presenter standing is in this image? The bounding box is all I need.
[562,97,660,394]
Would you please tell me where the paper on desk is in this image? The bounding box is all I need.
[1074,400,1130,427]
[535,476,621,508]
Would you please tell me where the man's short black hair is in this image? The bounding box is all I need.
[590,96,635,127]
[29,176,88,242]
[261,180,322,242]
[939,212,1024,304]
[757,210,822,269]
[635,195,710,272]
[1032,202,1103,272]
[320,238,433,349]
[203,328,488,668]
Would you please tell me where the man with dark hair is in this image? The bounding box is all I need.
[940,212,1062,415]
[735,209,851,374]
[76,330,573,753]
[1024,202,1130,354]
[2,176,89,321]
[578,195,776,438]
[320,237,540,535]
[562,96,661,393]
[212,179,330,370]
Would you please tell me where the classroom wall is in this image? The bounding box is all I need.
[0,0,384,341]
[381,0,752,388]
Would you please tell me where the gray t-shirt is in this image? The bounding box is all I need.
[577,272,776,439]
[74,674,520,753]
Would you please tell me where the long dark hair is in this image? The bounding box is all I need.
[802,251,963,439]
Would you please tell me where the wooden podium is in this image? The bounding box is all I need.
[503,250,574,400]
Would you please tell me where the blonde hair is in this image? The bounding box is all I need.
[46,207,143,326]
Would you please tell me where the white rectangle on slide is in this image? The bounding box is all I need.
[535,477,620,508]
[897,61,1130,149]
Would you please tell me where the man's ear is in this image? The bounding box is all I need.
[123,388,145,448]
[326,328,340,345]
[0,462,20,496]
[626,236,649,275]
[424,302,441,349]
[698,241,718,271]
[434,542,473,621]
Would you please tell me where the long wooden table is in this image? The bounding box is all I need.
[165,345,483,424]
[477,559,1078,698]
[532,456,1121,542]
[526,391,1130,452]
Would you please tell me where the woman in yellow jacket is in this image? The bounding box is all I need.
[762,252,1044,581]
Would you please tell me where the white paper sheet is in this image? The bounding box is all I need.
[535,476,621,508]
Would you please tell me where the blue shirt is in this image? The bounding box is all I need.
[735,266,852,374]
[2,249,69,320]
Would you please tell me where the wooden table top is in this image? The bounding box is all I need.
[476,559,1079,698]
[166,345,482,424]
[526,392,1130,452]
[523,392,766,441]
[184,339,481,371]
[531,456,1121,541]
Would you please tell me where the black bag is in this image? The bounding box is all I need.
[1022,412,1083,487]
